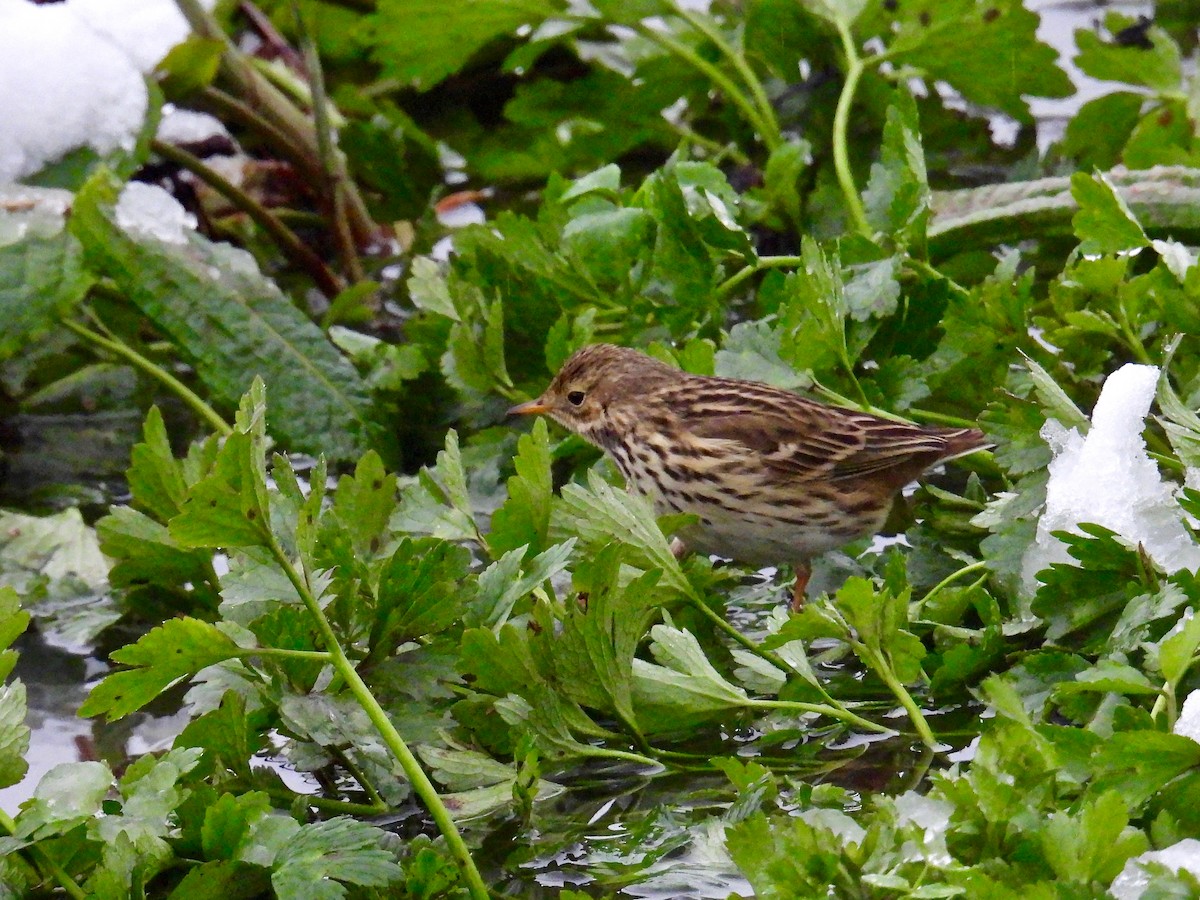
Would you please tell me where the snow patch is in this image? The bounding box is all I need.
[1111,839,1200,899]
[1023,364,1200,592]
[0,0,213,183]
[1175,689,1200,744]
[115,182,196,245]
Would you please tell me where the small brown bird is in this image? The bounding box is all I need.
[509,344,987,609]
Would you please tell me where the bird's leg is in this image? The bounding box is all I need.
[790,563,812,612]
[669,536,688,560]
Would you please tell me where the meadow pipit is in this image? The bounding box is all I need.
[510,344,987,608]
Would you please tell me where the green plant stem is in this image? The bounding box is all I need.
[576,745,662,768]
[62,317,233,437]
[150,138,344,299]
[750,699,892,734]
[681,593,880,733]
[238,647,333,662]
[173,0,375,246]
[857,642,938,750]
[831,20,872,239]
[907,407,980,428]
[291,2,366,285]
[631,22,777,149]
[904,258,970,300]
[267,788,385,817]
[0,809,86,900]
[1116,302,1154,365]
[717,255,805,298]
[199,86,305,164]
[918,561,989,611]
[669,2,782,150]
[264,531,488,900]
[670,121,752,166]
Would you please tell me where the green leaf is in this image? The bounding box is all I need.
[156,37,224,99]
[166,861,271,900]
[1060,92,1146,170]
[1042,790,1147,884]
[833,577,926,683]
[0,680,29,790]
[553,545,660,730]
[170,432,270,549]
[392,429,479,542]
[1071,170,1148,255]
[0,230,91,360]
[863,89,929,244]
[331,451,397,560]
[370,0,563,90]
[373,538,472,644]
[80,618,242,721]
[1074,15,1182,93]
[0,760,112,850]
[97,505,215,594]
[470,540,575,629]
[126,407,189,522]
[202,791,274,861]
[1160,613,1200,686]
[882,0,1073,121]
[632,622,750,729]
[762,140,812,230]
[551,469,693,597]
[69,170,387,463]
[1052,659,1159,697]
[489,417,553,557]
[1092,731,1200,806]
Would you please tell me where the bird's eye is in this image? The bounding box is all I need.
[567,390,586,406]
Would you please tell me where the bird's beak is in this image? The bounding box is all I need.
[507,398,549,416]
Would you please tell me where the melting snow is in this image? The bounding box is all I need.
[115,182,197,245]
[1023,364,1200,592]
[1111,839,1200,899]
[0,0,212,183]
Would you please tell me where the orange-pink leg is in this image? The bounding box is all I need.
[790,563,811,612]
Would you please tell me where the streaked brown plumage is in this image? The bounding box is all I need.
[509,344,987,608]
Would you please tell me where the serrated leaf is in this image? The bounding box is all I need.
[551,469,693,597]
[1071,170,1148,255]
[166,860,271,900]
[126,407,188,522]
[370,0,562,90]
[863,90,929,244]
[632,622,749,730]
[0,230,91,360]
[373,538,471,645]
[470,539,575,629]
[1042,792,1147,885]
[170,433,270,549]
[1075,18,1182,93]
[882,0,1073,122]
[270,818,401,899]
[489,417,553,557]
[331,451,397,559]
[554,546,660,730]
[1160,613,1200,686]
[80,618,242,721]
[70,170,387,463]
[0,681,29,789]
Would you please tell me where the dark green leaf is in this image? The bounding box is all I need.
[70,171,387,463]
[0,230,91,360]
[883,0,1073,122]
[370,0,563,90]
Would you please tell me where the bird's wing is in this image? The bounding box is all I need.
[675,386,967,483]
